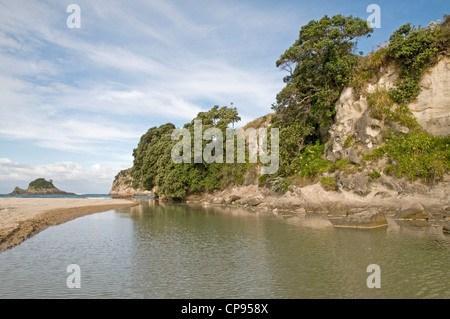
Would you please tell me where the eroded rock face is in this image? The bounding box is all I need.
[409,57,450,137]
[326,57,450,164]
[109,168,153,196]
[338,172,370,196]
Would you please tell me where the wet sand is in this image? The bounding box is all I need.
[0,198,138,252]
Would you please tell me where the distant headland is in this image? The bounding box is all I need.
[9,178,75,195]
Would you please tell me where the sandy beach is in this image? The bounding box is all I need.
[0,198,138,252]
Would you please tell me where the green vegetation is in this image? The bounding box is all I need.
[130,105,244,199]
[387,18,450,103]
[343,134,355,149]
[258,174,269,188]
[298,142,331,178]
[268,176,291,194]
[320,176,338,191]
[328,158,356,174]
[29,178,55,190]
[365,130,450,182]
[368,170,381,180]
[125,14,449,198]
[367,88,419,129]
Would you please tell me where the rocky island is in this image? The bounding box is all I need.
[9,178,75,196]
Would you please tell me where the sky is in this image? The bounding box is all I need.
[0,0,448,194]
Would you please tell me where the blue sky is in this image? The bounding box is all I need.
[0,0,448,194]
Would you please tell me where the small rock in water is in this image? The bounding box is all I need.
[329,209,388,229]
[395,203,432,220]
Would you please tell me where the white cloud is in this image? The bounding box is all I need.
[0,0,292,193]
[0,158,128,194]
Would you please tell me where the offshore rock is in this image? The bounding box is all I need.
[9,178,74,195]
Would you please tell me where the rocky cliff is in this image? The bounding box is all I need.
[409,57,450,136]
[10,178,75,195]
[322,56,449,200]
[188,55,450,211]
[109,168,153,196]
[327,56,450,163]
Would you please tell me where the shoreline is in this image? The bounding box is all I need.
[0,198,139,252]
[180,183,450,231]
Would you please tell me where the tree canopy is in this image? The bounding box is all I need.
[272,14,373,175]
[131,105,246,199]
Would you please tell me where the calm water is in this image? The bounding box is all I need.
[0,200,448,299]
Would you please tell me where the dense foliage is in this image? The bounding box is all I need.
[130,106,248,199]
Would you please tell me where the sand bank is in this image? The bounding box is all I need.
[0,198,138,252]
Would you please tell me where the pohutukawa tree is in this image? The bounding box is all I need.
[272,14,373,175]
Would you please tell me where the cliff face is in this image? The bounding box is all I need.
[323,56,449,200]
[409,57,450,136]
[10,178,75,195]
[326,56,450,162]
[109,168,153,196]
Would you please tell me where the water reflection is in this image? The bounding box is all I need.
[0,200,448,299]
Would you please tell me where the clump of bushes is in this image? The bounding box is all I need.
[366,129,449,182]
[298,142,331,178]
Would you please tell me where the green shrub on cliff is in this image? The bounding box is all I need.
[298,142,331,178]
[320,176,338,191]
[366,130,449,182]
[387,19,449,103]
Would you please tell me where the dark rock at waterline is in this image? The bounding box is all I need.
[237,197,261,206]
[329,210,388,229]
[229,195,241,202]
[246,198,262,207]
[224,195,240,204]
[395,203,432,220]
